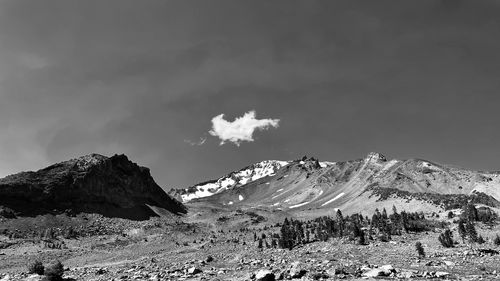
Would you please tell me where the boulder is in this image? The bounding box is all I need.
[289,262,307,278]
[187,266,202,275]
[435,271,450,278]
[362,265,394,278]
[255,269,275,281]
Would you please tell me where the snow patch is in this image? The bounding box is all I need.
[319,161,335,168]
[276,188,284,192]
[239,195,244,201]
[289,201,310,209]
[321,192,345,206]
[228,201,233,205]
[180,160,290,202]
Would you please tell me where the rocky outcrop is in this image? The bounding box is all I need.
[0,154,186,220]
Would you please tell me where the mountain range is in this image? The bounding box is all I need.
[1,152,499,221]
[171,152,500,215]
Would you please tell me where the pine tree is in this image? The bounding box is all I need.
[464,203,478,222]
[271,239,277,248]
[458,220,467,243]
[258,238,263,249]
[415,242,425,258]
[477,235,485,244]
[438,229,454,248]
[465,220,478,243]
[392,205,398,215]
[382,208,388,220]
[336,209,345,237]
[358,229,366,245]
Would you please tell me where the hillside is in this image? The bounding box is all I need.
[184,153,500,215]
[0,154,186,220]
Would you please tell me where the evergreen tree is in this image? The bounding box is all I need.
[477,235,485,244]
[258,238,263,249]
[463,203,478,222]
[415,242,425,258]
[465,220,478,243]
[458,220,467,243]
[438,229,454,248]
[271,239,277,248]
[358,229,366,245]
[336,209,345,237]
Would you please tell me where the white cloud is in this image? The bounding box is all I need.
[209,110,280,146]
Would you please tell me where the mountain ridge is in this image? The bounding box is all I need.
[176,152,500,215]
[0,153,186,220]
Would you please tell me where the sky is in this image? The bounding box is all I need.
[1,0,500,189]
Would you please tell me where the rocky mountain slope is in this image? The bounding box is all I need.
[169,159,336,203]
[185,153,500,215]
[0,154,186,220]
[169,160,291,202]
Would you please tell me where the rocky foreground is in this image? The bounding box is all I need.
[1,213,500,281]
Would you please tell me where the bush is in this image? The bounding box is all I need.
[43,260,64,281]
[27,260,44,275]
[477,235,486,244]
[438,229,454,248]
[494,234,500,246]
[415,242,425,258]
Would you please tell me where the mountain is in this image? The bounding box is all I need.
[183,153,500,215]
[169,160,290,202]
[0,154,186,220]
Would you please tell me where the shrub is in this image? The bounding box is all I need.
[438,229,454,248]
[477,235,486,244]
[494,234,500,246]
[27,260,44,275]
[43,260,64,281]
[415,242,425,258]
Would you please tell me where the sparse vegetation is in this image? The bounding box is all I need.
[27,260,45,275]
[43,260,64,281]
[494,234,500,246]
[415,242,425,258]
[438,229,454,248]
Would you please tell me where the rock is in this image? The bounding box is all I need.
[362,265,394,278]
[435,271,450,278]
[443,261,455,267]
[255,269,275,281]
[397,271,415,278]
[379,264,395,275]
[289,261,307,278]
[187,266,202,275]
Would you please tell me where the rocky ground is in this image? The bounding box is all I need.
[1,209,500,281]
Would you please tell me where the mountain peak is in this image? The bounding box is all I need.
[365,152,387,162]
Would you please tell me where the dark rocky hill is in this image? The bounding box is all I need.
[0,154,186,220]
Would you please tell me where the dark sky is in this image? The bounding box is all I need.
[1,0,500,189]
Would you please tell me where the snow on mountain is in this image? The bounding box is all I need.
[173,160,290,202]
